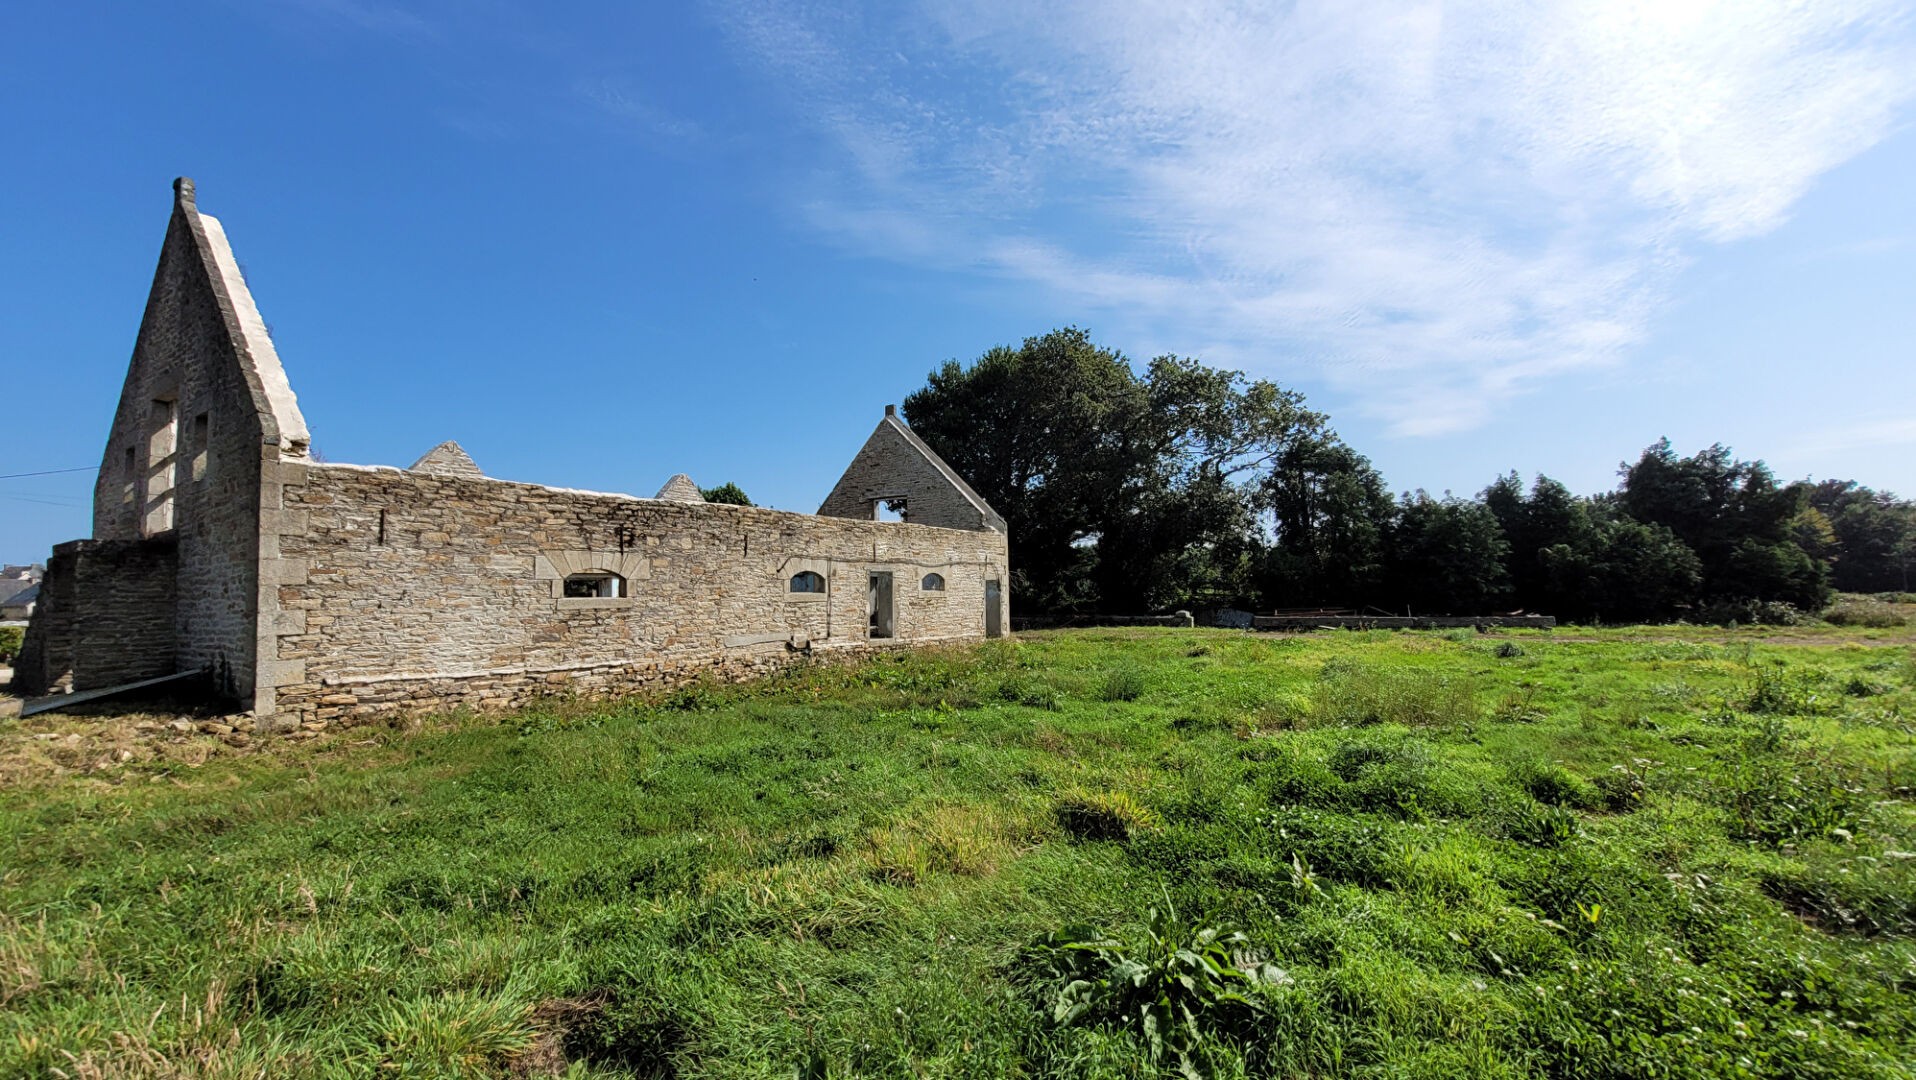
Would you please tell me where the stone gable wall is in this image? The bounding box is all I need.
[818,417,1002,531]
[79,183,306,705]
[265,462,1009,727]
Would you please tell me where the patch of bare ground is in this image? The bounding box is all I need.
[0,692,459,791]
[509,994,610,1078]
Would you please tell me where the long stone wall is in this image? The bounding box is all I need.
[264,462,1010,728]
[13,538,179,695]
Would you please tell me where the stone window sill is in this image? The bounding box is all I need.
[557,597,635,611]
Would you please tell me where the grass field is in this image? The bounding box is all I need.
[3,625,1914,1078]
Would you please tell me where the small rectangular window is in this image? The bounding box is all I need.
[564,573,624,598]
[191,413,210,482]
[122,446,136,504]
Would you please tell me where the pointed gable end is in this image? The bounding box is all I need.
[818,405,1005,532]
[409,441,484,479]
[93,178,311,540]
[654,474,705,503]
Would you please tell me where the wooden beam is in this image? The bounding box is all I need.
[19,669,206,718]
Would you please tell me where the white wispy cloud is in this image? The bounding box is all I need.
[578,79,703,141]
[712,0,1916,433]
[271,0,435,39]
[1789,416,1916,459]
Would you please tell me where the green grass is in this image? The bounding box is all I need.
[2,627,1914,1078]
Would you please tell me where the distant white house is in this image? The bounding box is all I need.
[0,564,43,621]
[0,582,36,622]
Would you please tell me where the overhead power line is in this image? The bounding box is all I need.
[0,466,97,480]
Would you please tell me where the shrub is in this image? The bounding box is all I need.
[1312,659,1478,727]
[1055,791,1157,841]
[1699,599,1806,627]
[1592,764,1650,812]
[1256,735,1463,819]
[659,681,725,712]
[1504,802,1581,848]
[1494,641,1526,659]
[1822,597,1908,628]
[1742,667,1819,714]
[1762,850,1916,936]
[1840,673,1892,697]
[1508,760,1598,809]
[1099,667,1147,702]
[1712,755,1863,846]
[697,481,753,506]
[1022,907,1288,1077]
[359,990,536,1075]
[1253,807,1392,887]
[998,677,1061,710]
[0,625,21,662]
[1307,735,1461,818]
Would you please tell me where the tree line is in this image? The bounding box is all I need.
[902,329,1915,621]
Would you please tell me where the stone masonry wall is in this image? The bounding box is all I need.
[13,538,178,695]
[82,180,309,706]
[266,462,1010,728]
[818,413,1007,532]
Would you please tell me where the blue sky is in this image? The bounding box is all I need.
[4,1,1914,563]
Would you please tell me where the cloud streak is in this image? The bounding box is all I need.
[714,0,1916,433]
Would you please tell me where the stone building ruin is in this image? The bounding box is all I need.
[15,179,1011,729]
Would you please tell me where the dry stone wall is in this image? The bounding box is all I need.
[13,538,178,695]
[267,462,1009,727]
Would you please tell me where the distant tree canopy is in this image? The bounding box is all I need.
[1808,480,1915,593]
[699,482,753,507]
[901,328,1907,622]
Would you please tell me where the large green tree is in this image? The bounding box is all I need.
[1259,436,1394,608]
[902,328,1324,612]
[1386,493,1511,615]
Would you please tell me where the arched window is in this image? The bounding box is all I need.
[921,573,946,591]
[790,570,826,593]
[564,571,624,598]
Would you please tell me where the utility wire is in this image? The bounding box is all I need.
[0,466,97,480]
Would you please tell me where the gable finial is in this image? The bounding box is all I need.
[885,403,896,417]
[173,177,196,208]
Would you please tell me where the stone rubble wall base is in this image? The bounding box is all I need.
[264,634,985,734]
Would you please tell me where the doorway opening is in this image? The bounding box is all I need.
[868,572,895,638]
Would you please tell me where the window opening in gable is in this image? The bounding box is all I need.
[564,571,624,598]
[143,398,177,536]
[190,413,210,482]
[875,498,907,523]
[790,570,826,594]
[921,573,945,591]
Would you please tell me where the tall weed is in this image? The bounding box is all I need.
[1023,906,1288,1078]
[1313,660,1477,727]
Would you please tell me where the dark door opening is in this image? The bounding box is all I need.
[868,572,895,638]
[985,578,1003,638]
